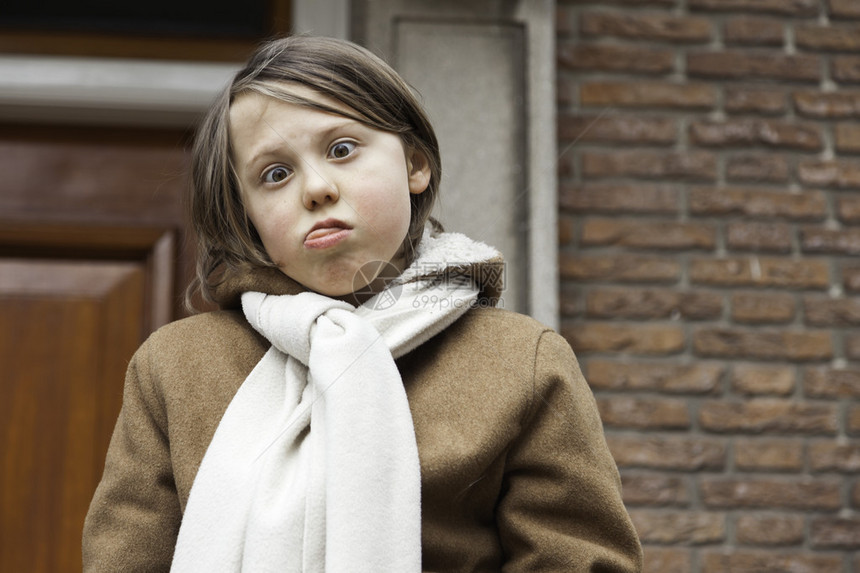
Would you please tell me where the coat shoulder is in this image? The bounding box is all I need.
[461,306,552,334]
[450,306,567,356]
[141,310,266,362]
[146,309,257,346]
[132,310,268,402]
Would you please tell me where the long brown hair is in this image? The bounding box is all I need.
[186,35,442,309]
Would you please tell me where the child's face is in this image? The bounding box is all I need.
[229,84,430,297]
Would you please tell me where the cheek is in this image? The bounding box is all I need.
[371,189,412,240]
[245,200,293,255]
[361,167,414,226]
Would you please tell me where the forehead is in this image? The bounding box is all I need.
[227,83,392,177]
[229,82,356,129]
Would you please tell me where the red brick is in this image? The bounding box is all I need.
[580,219,716,250]
[580,81,717,109]
[607,435,726,470]
[701,477,842,509]
[724,16,784,46]
[582,150,717,180]
[687,51,821,82]
[559,183,680,214]
[804,295,860,326]
[580,11,712,43]
[621,473,690,506]
[726,221,793,253]
[725,87,787,115]
[562,322,684,355]
[555,5,577,35]
[641,547,691,573]
[689,0,818,16]
[587,360,724,394]
[809,440,860,472]
[837,195,860,223]
[734,438,804,471]
[689,119,823,150]
[556,281,582,311]
[558,283,581,317]
[558,213,575,245]
[796,23,860,52]
[801,227,860,254]
[846,333,860,360]
[850,405,860,434]
[690,257,829,289]
[597,396,690,430]
[798,159,860,189]
[556,75,575,106]
[833,56,860,83]
[694,327,833,361]
[678,292,724,319]
[586,288,722,320]
[556,153,575,179]
[794,90,860,118]
[558,43,674,74]
[558,114,676,145]
[558,253,680,282]
[702,551,843,573]
[845,264,860,292]
[630,510,725,544]
[835,123,860,153]
[726,154,789,182]
[810,516,860,548]
[731,291,796,323]
[732,363,796,395]
[736,514,805,546]
[830,0,860,19]
[699,399,838,434]
[804,366,860,398]
[689,187,827,220]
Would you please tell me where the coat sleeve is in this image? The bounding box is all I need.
[496,330,642,572]
[82,339,181,572]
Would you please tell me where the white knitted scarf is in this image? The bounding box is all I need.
[171,232,500,572]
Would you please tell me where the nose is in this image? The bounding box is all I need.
[301,165,339,210]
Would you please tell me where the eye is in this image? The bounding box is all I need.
[329,141,356,159]
[262,166,291,184]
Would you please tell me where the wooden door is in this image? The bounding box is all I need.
[0,124,193,572]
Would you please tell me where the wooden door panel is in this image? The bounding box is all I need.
[0,124,192,571]
[0,259,145,573]
[0,223,178,572]
[0,137,187,224]
[0,223,178,332]
[0,124,195,317]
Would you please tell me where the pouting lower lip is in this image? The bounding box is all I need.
[304,227,351,249]
[306,218,350,240]
[306,226,345,241]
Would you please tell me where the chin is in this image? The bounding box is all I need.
[283,266,355,299]
[304,281,353,298]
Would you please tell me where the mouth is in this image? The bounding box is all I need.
[304,218,353,249]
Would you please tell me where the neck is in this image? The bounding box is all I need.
[336,250,407,306]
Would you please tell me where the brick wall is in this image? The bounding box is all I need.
[556,1,860,571]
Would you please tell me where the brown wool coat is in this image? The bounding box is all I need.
[83,266,642,572]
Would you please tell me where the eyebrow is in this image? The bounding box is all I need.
[243,116,361,173]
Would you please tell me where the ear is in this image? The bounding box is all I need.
[406,147,432,195]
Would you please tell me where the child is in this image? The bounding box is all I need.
[83,35,642,572]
